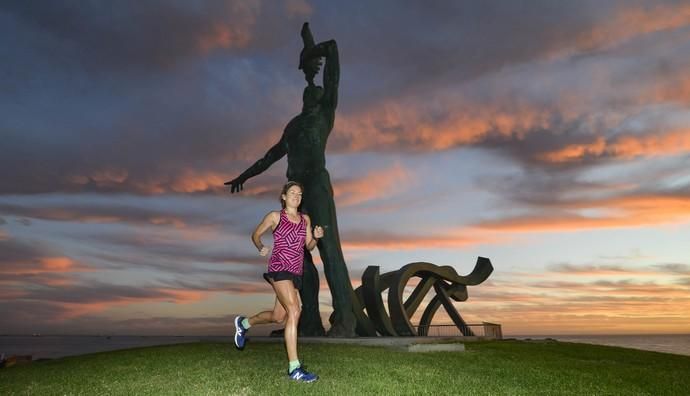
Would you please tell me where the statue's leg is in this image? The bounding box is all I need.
[298,249,326,336]
[304,173,357,337]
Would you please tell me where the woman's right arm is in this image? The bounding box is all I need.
[252,212,278,256]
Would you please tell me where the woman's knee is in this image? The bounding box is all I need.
[286,303,301,320]
[272,311,287,324]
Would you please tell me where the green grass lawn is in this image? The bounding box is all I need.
[1,340,689,395]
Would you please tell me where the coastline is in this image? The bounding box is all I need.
[2,333,689,360]
[516,334,690,357]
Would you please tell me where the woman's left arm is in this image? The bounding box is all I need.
[305,215,323,251]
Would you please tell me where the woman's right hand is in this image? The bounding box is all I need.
[259,246,270,256]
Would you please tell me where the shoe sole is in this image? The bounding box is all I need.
[234,316,243,349]
[288,377,318,383]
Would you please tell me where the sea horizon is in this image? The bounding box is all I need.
[2,333,689,360]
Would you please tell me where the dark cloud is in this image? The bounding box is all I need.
[0,306,247,335]
[0,2,308,195]
[546,263,634,274]
[0,238,85,289]
[0,195,273,284]
[0,292,239,335]
[653,263,690,275]
[0,201,190,226]
[2,1,258,72]
[313,0,619,107]
[472,151,690,222]
[2,0,689,197]
[0,300,71,326]
[476,123,604,169]
[0,238,58,267]
[0,194,261,229]
[84,239,267,279]
[26,282,172,304]
[101,314,240,335]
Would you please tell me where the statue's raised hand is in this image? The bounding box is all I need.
[224,176,246,193]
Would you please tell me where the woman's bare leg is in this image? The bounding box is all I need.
[247,297,286,326]
[272,279,301,362]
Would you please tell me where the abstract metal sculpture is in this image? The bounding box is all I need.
[353,257,493,336]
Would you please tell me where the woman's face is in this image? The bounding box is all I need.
[283,186,303,208]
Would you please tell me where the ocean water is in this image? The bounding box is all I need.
[0,335,229,360]
[533,334,690,357]
[1,334,689,360]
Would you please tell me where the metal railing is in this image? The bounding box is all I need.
[413,322,503,339]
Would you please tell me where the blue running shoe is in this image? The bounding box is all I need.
[234,316,248,350]
[288,366,318,383]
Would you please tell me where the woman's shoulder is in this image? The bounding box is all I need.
[301,213,311,222]
[267,210,282,222]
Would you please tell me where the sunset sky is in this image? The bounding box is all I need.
[2,1,690,336]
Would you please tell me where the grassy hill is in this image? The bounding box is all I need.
[2,340,689,395]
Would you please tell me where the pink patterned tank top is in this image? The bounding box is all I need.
[268,210,306,274]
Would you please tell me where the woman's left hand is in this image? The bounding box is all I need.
[313,225,324,239]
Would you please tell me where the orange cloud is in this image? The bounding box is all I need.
[284,0,312,17]
[540,129,690,163]
[451,269,690,334]
[476,192,690,233]
[148,216,187,228]
[609,129,690,159]
[55,301,130,319]
[538,136,607,163]
[0,286,29,299]
[199,24,252,53]
[40,257,75,271]
[647,74,690,105]
[168,170,228,193]
[0,256,90,276]
[197,1,259,53]
[53,288,216,320]
[335,99,551,152]
[341,229,505,251]
[156,288,207,303]
[333,163,413,207]
[28,208,121,223]
[546,264,654,277]
[571,3,690,53]
[70,168,233,195]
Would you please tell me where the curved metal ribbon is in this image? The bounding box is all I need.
[353,256,493,336]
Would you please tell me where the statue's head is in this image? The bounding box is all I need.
[300,56,322,85]
[302,84,324,111]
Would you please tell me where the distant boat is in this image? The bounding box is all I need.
[31,333,41,337]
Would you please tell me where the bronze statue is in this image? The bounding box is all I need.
[225,23,357,337]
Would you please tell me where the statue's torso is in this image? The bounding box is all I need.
[284,110,329,180]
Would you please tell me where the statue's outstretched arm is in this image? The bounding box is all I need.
[224,138,287,193]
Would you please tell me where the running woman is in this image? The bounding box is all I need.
[234,181,323,383]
